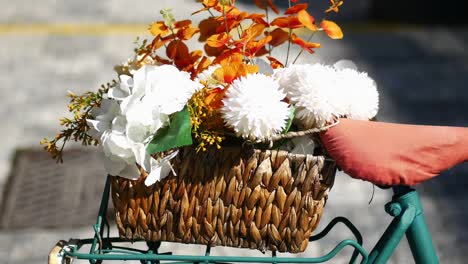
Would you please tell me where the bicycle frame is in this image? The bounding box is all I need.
[55,176,439,264]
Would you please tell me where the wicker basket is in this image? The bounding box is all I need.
[111,146,336,253]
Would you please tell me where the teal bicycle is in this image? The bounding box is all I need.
[49,119,468,263]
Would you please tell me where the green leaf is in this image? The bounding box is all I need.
[283,106,296,134]
[147,106,193,154]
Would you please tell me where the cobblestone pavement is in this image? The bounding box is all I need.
[1,0,468,263]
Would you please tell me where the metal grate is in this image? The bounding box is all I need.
[0,148,112,229]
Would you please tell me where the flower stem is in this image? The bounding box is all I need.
[292,32,316,64]
[265,5,272,56]
[284,0,292,66]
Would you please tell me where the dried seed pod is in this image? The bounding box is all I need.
[203,219,215,238]
[215,177,224,200]
[269,160,288,191]
[240,220,248,238]
[294,190,302,209]
[260,203,272,229]
[279,208,290,233]
[255,206,263,227]
[138,208,148,231]
[247,185,261,209]
[250,223,262,244]
[276,186,287,212]
[217,218,224,241]
[159,191,170,217]
[225,176,236,204]
[181,191,190,220]
[192,219,200,238]
[267,190,276,205]
[229,221,236,242]
[289,207,297,231]
[268,224,282,245]
[243,156,258,183]
[206,198,213,222]
[259,189,268,208]
[159,213,168,228]
[230,205,239,225]
[178,214,186,236]
[218,199,225,223]
[285,187,297,210]
[271,205,281,227]
[300,240,308,252]
[166,211,173,234]
[127,208,137,228]
[299,209,310,230]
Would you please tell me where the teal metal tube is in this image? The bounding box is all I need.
[367,205,416,263]
[66,239,368,263]
[404,200,438,263]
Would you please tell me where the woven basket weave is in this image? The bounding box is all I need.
[111,146,336,253]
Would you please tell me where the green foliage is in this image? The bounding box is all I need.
[40,82,113,162]
[147,106,193,154]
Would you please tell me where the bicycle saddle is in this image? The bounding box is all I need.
[320,119,468,186]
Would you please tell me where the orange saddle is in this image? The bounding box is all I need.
[320,119,468,186]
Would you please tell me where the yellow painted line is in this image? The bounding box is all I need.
[0,24,151,35]
[0,22,428,36]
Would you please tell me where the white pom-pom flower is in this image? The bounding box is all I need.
[337,68,379,120]
[275,64,344,128]
[222,74,290,140]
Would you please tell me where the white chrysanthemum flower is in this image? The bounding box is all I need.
[337,68,379,120]
[275,64,344,128]
[222,74,290,140]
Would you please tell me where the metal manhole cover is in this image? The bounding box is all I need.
[0,148,112,229]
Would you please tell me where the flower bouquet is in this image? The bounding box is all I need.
[42,0,378,253]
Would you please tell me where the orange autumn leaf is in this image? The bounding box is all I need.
[298,10,317,31]
[245,35,272,56]
[285,3,308,15]
[149,21,168,36]
[198,17,218,41]
[206,33,231,48]
[213,62,258,84]
[202,0,218,8]
[266,0,279,14]
[242,23,266,41]
[325,0,344,13]
[204,43,223,57]
[247,13,269,26]
[213,50,243,65]
[321,20,343,39]
[178,27,200,40]
[266,56,284,69]
[291,34,321,54]
[268,28,289,47]
[166,40,190,60]
[253,0,266,10]
[153,55,172,65]
[270,16,302,29]
[174,20,192,29]
[204,87,227,110]
[150,36,170,51]
[195,56,212,77]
